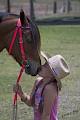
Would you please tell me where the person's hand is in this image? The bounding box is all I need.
[13,84,23,97]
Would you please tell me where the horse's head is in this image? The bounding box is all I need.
[19,9,41,76]
[17,10,41,76]
[0,10,41,76]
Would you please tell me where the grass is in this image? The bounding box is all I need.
[0,25,80,120]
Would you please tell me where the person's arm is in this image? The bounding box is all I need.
[20,92,32,106]
[13,80,37,106]
[21,80,37,106]
[41,84,58,120]
[13,84,32,106]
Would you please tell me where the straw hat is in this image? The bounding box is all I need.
[41,51,70,80]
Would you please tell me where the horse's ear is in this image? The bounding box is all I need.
[20,9,28,26]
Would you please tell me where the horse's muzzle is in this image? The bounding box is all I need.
[25,59,41,76]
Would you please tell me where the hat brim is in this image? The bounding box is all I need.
[41,51,51,61]
[41,51,54,72]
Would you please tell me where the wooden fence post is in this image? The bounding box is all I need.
[7,0,11,12]
[53,1,57,14]
[30,0,35,21]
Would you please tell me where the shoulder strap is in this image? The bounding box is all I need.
[35,79,43,92]
[31,79,43,103]
[33,80,42,97]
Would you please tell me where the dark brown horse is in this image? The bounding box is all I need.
[0,10,41,76]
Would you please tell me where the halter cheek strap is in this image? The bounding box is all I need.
[9,19,26,62]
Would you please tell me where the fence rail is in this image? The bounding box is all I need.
[0,0,80,19]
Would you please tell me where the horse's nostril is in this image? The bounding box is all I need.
[25,64,31,74]
[26,64,30,68]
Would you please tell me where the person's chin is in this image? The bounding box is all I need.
[38,71,42,76]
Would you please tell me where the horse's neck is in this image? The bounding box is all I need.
[0,18,18,53]
[0,18,18,37]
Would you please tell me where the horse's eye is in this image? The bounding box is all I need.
[26,35,32,43]
[23,31,32,43]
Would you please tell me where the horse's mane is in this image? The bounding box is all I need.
[28,18,41,49]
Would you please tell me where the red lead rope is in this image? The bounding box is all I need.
[9,19,26,106]
[13,64,25,105]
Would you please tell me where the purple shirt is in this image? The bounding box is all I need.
[33,79,58,120]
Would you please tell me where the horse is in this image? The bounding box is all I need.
[0,9,41,76]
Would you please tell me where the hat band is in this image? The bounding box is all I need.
[52,68,57,76]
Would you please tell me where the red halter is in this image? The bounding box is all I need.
[9,19,29,116]
[9,19,26,61]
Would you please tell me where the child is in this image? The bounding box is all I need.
[13,52,70,120]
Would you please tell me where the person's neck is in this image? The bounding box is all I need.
[41,76,55,85]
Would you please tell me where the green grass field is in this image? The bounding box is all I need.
[0,25,80,120]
